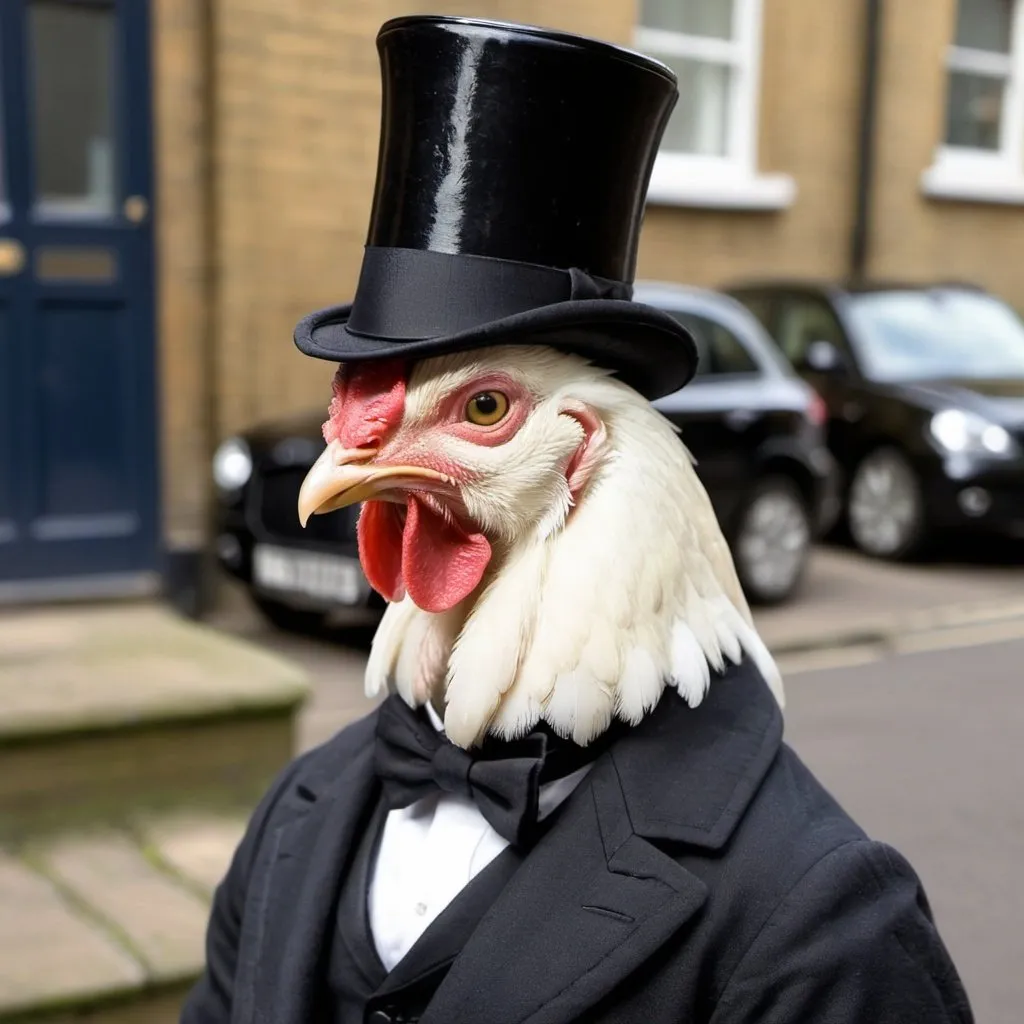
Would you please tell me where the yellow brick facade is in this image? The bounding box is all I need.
[151,0,1024,556]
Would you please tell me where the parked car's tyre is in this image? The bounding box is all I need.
[847,446,926,559]
[252,595,327,635]
[733,475,812,605]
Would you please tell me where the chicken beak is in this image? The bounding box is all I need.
[297,440,450,526]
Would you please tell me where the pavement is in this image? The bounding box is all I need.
[1,540,1021,1019]
[0,813,247,1019]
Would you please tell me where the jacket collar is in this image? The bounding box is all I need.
[609,655,783,849]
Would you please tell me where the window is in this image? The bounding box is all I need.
[923,0,1024,203]
[31,2,117,218]
[673,313,759,377]
[635,0,794,209]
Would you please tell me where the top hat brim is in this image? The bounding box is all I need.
[294,299,698,401]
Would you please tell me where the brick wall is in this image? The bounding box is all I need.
[153,0,211,553]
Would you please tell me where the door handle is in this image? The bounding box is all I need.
[0,238,26,276]
[123,195,149,224]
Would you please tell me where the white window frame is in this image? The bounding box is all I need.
[635,0,794,210]
[922,0,1024,204]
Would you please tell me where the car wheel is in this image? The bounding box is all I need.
[252,595,327,635]
[733,476,812,605]
[847,446,926,559]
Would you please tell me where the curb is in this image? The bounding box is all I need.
[764,598,1024,658]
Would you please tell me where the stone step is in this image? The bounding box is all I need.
[0,603,308,839]
[0,812,245,1023]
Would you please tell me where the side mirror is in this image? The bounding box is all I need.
[799,340,847,375]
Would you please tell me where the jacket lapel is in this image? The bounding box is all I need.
[234,733,380,1024]
[421,659,783,1024]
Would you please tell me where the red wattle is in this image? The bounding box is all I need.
[357,501,405,601]
[357,497,492,612]
[402,498,491,613]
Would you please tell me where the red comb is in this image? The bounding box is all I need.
[322,360,407,448]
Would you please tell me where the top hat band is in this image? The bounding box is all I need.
[345,247,634,341]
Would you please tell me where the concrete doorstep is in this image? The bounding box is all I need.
[0,603,309,838]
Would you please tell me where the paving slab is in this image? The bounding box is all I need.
[141,813,248,894]
[0,851,142,1017]
[37,833,210,982]
[28,986,194,1024]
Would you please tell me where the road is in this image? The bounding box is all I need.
[783,637,1024,1024]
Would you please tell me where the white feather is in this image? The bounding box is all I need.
[616,646,665,725]
[393,602,466,707]
[366,596,467,708]
[669,620,712,708]
[443,538,547,747]
[364,598,419,698]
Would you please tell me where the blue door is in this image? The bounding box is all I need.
[0,0,158,591]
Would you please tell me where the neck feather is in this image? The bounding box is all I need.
[365,379,783,748]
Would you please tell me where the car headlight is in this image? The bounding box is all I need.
[929,409,1019,458]
[212,437,253,490]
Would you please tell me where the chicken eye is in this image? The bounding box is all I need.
[465,390,509,426]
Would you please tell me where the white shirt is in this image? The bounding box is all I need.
[367,704,590,971]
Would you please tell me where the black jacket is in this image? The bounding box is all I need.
[181,659,973,1023]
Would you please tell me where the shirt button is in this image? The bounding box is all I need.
[414,901,428,916]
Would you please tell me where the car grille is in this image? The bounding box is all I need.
[253,466,359,545]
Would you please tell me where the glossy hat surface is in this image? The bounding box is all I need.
[368,15,678,282]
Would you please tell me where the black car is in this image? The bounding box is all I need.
[211,284,837,630]
[727,280,1024,558]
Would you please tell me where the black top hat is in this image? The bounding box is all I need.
[294,15,698,399]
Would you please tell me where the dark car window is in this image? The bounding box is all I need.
[732,292,775,334]
[774,296,852,365]
[672,313,759,377]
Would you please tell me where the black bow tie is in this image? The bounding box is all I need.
[373,694,607,848]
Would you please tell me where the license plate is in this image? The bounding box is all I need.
[252,544,366,605]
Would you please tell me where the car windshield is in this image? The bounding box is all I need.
[845,289,1024,382]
